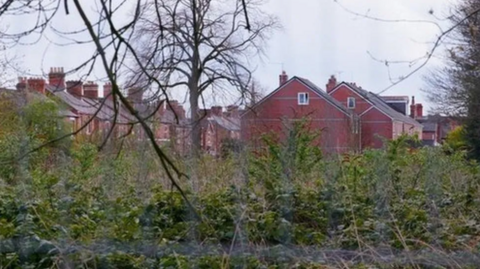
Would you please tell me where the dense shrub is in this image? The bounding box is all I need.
[2,100,480,267]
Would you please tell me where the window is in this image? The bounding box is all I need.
[347,97,355,109]
[298,92,309,105]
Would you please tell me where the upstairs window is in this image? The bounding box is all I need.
[347,97,356,109]
[298,92,309,105]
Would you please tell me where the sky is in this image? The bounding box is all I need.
[6,0,457,114]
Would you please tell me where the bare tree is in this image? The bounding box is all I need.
[422,0,480,159]
[422,66,468,117]
[129,0,279,155]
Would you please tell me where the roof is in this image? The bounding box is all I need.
[295,77,353,116]
[381,96,409,103]
[210,115,240,131]
[82,97,134,123]
[46,85,179,125]
[47,85,98,115]
[340,82,422,127]
[59,109,77,118]
[1,88,79,118]
[134,101,178,124]
[241,76,353,117]
[418,115,458,139]
[421,122,437,132]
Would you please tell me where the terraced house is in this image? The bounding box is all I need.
[8,67,241,155]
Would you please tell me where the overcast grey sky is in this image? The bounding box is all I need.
[10,0,455,113]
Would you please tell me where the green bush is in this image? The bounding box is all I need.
[1,109,480,267]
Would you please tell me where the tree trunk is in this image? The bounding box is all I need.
[189,86,201,157]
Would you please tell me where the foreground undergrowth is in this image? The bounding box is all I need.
[1,101,480,268]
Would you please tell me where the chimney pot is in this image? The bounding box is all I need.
[48,66,66,89]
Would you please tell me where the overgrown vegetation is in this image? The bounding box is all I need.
[2,98,480,268]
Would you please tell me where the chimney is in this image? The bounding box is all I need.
[199,108,212,118]
[326,75,337,93]
[26,77,46,95]
[155,99,166,115]
[409,96,416,118]
[127,87,143,103]
[166,100,179,111]
[174,104,186,120]
[279,70,289,86]
[416,103,423,118]
[66,80,83,98]
[227,105,240,118]
[16,77,27,91]
[103,82,113,100]
[211,106,223,116]
[166,100,186,120]
[83,81,99,99]
[48,67,66,89]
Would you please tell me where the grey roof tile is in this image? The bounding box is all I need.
[210,115,240,131]
[344,83,422,126]
[421,122,437,132]
[295,77,353,116]
[47,85,137,124]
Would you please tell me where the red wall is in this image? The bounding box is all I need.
[328,84,396,150]
[329,84,372,114]
[242,80,355,153]
[360,107,393,149]
[423,131,436,141]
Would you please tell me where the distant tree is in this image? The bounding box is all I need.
[246,78,267,107]
[444,126,468,152]
[130,0,279,156]
[422,0,480,160]
[0,92,70,182]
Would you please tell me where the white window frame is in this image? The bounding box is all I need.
[298,92,309,105]
[347,97,356,109]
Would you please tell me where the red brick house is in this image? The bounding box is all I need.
[416,114,460,146]
[6,67,242,155]
[198,105,241,156]
[16,69,136,139]
[242,72,359,153]
[242,72,423,152]
[15,67,179,144]
[326,76,423,149]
